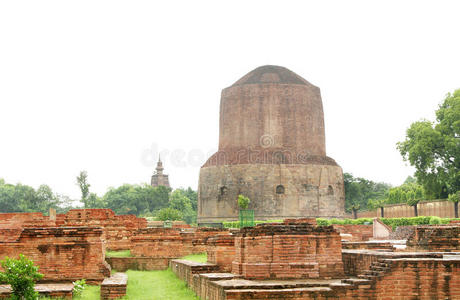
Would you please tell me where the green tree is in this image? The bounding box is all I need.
[368,198,387,217]
[237,195,250,209]
[169,189,195,224]
[344,173,391,211]
[398,89,460,202]
[102,184,173,216]
[156,207,183,221]
[0,254,44,300]
[76,171,91,206]
[448,191,460,218]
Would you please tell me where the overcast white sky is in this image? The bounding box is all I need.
[1,1,459,199]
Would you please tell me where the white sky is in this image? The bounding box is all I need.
[1,1,460,199]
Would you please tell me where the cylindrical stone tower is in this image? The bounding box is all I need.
[198,65,344,222]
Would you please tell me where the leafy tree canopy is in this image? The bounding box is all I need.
[397,89,460,199]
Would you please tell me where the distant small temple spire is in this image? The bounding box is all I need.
[151,155,170,187]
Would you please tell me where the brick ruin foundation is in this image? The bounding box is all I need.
[0,226,110,283]
[3,209,460,299]
[232,219,344,279]
[175,218,460,300]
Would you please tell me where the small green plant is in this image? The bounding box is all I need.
[0,254,44,300]
[237,195,250,209]
[72,279,87,297]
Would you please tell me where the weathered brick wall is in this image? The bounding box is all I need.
[169,259,219,288]
[406,225,460,252]
[0,227,110,283]
[232,219,344,280]
[332,224,373,242]
[0,212,55,228]
[100,273,127,300]
[0,209,148,251]
[388,225,416,240]
[57,209,147,251]
[106,257,170,271]
[206,234,235,272]
[342,241,394,251]
[342,250,443,276]
[131,227,228,258]
[371,259,460,299]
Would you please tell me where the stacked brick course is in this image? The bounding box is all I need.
[406,225,460,252]
[56,209,147,250]
[0,209,148,251]
[100,273,127,300]
[0,226,110,283]
[207,234,235,272]
[232,219,344,280]
[332,224,373,242]
[131,227,228,258]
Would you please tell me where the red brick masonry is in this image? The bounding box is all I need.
[100,272,127,300]
[232,219,344,280]
[0,227,110,283]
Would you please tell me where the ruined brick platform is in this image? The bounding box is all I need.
[0,226,110,283]
[100,272,127,300]
[232,219,344,280]
[0,283,74,299]
[106,257,170,271]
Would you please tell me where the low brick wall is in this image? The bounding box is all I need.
[406,225,460,252]
[389,225,416,240]
[232,219,344,280]
[131,227,228,258]
[332,224,373,242]
[342,249,443,276]
[0,227,110,283]
[371,258,460,299]
[342,241,394,250]
[100,272,127,300]
[0,283,74,299]
[206,234,235,272]
[197,273,239,299]
[106,257,169,271]
[169,259,219,288]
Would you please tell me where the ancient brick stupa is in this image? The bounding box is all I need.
[151,156,170,188]
[197,65,344,222]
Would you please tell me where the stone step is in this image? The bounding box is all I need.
[342,278,371,285]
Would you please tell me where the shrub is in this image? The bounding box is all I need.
[0,254,43,300]
[72,279,87,297]
[237,195,250,209]
[156,207,183,221]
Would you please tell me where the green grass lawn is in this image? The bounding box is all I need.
[105,250,132,258]
[72,269,198,300]
[180,252,207,263]
[73,285,100,300]
[73,252,206,299]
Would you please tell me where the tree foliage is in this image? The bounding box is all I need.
[76,171,90,205]
[344,173,391,212]
[0,179,62,214]
[0,254,44,300]
[397,89,460,199]
[237,195,250,209]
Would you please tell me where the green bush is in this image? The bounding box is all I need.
[0,254,43,300]
[223,217,458,230]
[72,279,87,297]
[156,207,183,221]
[237,195,250,209]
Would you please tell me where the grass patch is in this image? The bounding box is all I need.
[123,269,198,300]
[73,285,100,300]
[67,270,198,300]
[181,252,207,263]
[106,250,132,258]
